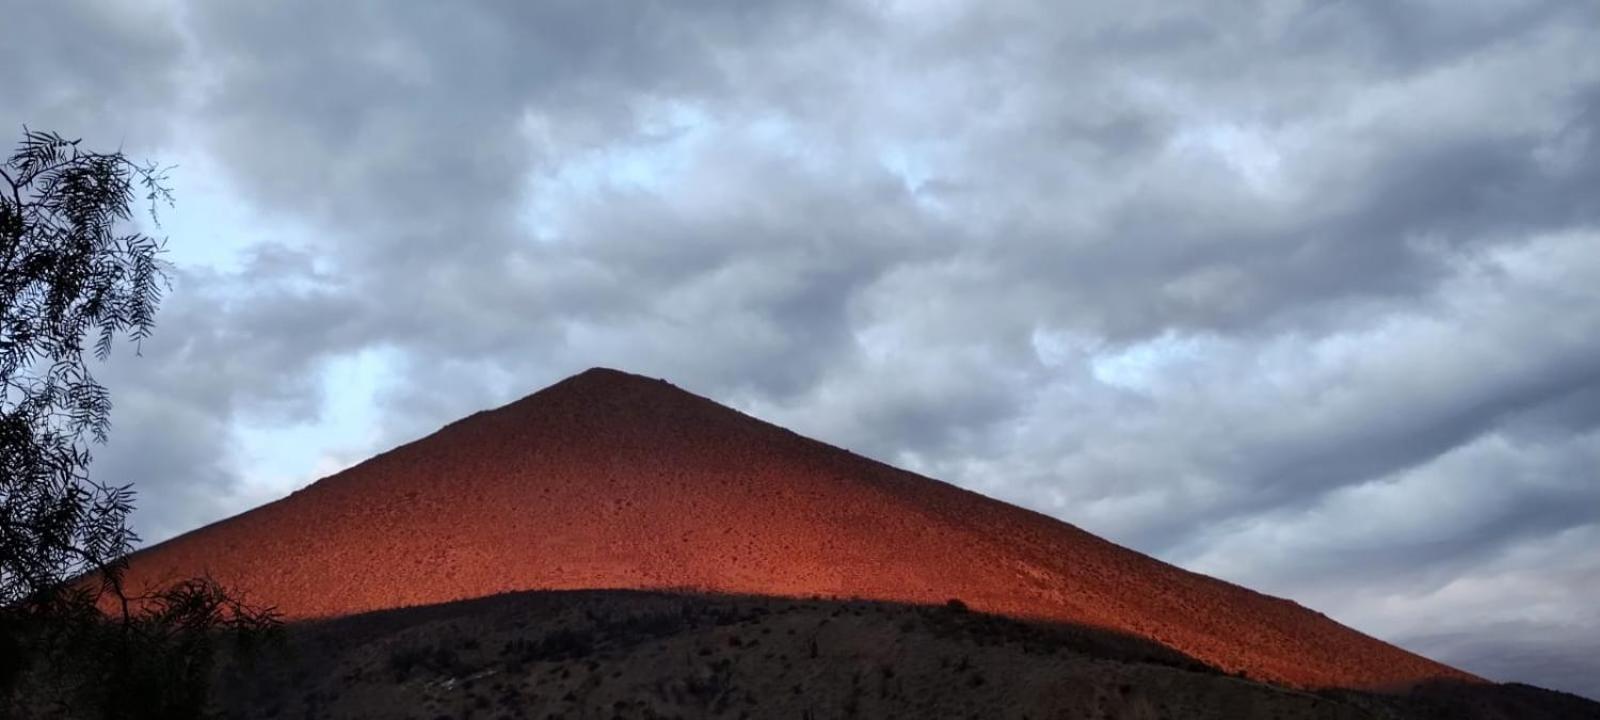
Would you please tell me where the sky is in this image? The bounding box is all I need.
[3,0,1597,700]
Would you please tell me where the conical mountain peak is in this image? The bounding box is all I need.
[537,366,678,399]
[121,368,1475,692]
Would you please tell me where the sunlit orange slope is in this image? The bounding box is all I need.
[120,368,1475,691]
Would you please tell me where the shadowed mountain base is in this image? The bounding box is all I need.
[209,589,1600,720]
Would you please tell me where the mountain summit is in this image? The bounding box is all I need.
[123,367,1470,691]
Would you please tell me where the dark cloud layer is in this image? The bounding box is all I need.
[3,0,1597,699]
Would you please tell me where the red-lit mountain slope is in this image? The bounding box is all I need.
[119,368,1474,691]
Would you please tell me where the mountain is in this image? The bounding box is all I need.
[117,366,1495,698]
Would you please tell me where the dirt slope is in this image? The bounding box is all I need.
[121,367,1475,691]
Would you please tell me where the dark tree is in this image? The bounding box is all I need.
[0,130,278,719]
[1,127,166,624]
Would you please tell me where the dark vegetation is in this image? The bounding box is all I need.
[1,129,280,719]
[211,589,1600,720]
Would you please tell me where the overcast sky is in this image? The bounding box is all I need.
[4,0,1597,699]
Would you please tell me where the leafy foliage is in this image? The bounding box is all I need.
[12,577,281,720]
[0,129,281,718]
[1,129,169,612]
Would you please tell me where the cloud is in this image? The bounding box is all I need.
[3,0,1597,699]
[0,0,181,145]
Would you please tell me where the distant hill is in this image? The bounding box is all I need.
[115,368,1599,717]
[210,589,1600,719]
